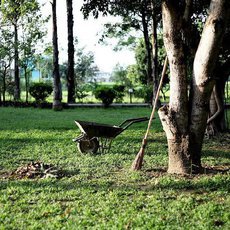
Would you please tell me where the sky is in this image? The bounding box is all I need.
[39,0,136,72]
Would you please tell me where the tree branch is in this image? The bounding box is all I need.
[183,0,192,21]
[207,85,223,124]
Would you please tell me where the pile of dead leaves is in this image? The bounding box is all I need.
[6,161,62,179]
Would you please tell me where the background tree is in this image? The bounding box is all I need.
[110,64,132,88]
[35,45,53,81]
[75,47,99,84]
[0,28,14,103]
[126,64,140,87]
[1,0,41,101]
[82,0,162,104]
[20,10,47,102]
[66,0,75,103]
[100,0,154,83]
[51,0,62,110]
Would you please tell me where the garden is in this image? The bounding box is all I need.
[0,107,229,229]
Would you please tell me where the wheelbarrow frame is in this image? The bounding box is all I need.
[73,117,148,154]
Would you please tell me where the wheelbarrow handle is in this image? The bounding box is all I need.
[119,117,149,130]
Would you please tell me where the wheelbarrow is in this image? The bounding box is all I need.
[72,117,149,154]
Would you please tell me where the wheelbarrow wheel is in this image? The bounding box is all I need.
[77,138,99,154]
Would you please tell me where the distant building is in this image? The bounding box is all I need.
[95,72,111,83]
[31,70,40,81]
[19,68,50,82]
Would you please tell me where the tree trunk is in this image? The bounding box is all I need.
[159,1,189,174]
[159,0,229,174]
[141,7,153,86]
[189,0,229,170]
[52,0,62,110]
[207,60,230,136]
[3,67,7,103]
[14,23,20,101]
[151,5,160,108]
[24,66,29,103]
[66,0,75,103]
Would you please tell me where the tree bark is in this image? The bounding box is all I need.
[159,1,189,174]
[207,59,230,136]
[66,0,75,103]
[141,6,153,86]
[52,0,62,110]
[3,67,7,103]
[151,3,160,108]
[189,0,229,170]
[14,23,20,101]
[24,66,29,103]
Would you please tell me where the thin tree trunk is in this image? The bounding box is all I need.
[141,6,152,86]
[52,0,62,110]
[3,67,7,103]
[14,23,20,101]
[151,4,160,107]
[24,66,29,103]
[66,0,75,103]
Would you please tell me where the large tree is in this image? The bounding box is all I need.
[66,0,75,103]
[158,0,229,174]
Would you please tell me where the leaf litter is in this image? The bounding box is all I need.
[2,161,63,179]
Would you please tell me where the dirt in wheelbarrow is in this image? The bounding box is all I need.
[1,161,66,180]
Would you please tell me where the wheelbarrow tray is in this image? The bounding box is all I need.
[73,117,149,154]
[75,120,123,139]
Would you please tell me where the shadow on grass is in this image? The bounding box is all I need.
[202,150,230,160]
[0,166,229,194]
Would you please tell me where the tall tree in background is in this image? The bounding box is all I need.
[1,0,22,100]
[20,10,47,102]
[66,0,75,103]
[75,47,99,84]
[82,0,152,83]
[1,0,43,101]
[0,28,14,103]
[51,0,62,110]
[82,0,162,104]
[158,0,229,174]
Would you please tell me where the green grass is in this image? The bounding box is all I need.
[0,107,229,229]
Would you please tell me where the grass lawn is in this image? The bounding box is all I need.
[0,107,229,229]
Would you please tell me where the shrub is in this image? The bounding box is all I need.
[113,85,125,103]
[134,86,153,103]
[29,82,53,103]
[94,86,116,107]
[75,85,88,102]
[6,81,15,99]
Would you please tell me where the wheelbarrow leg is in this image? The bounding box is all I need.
[99,138,113,153]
